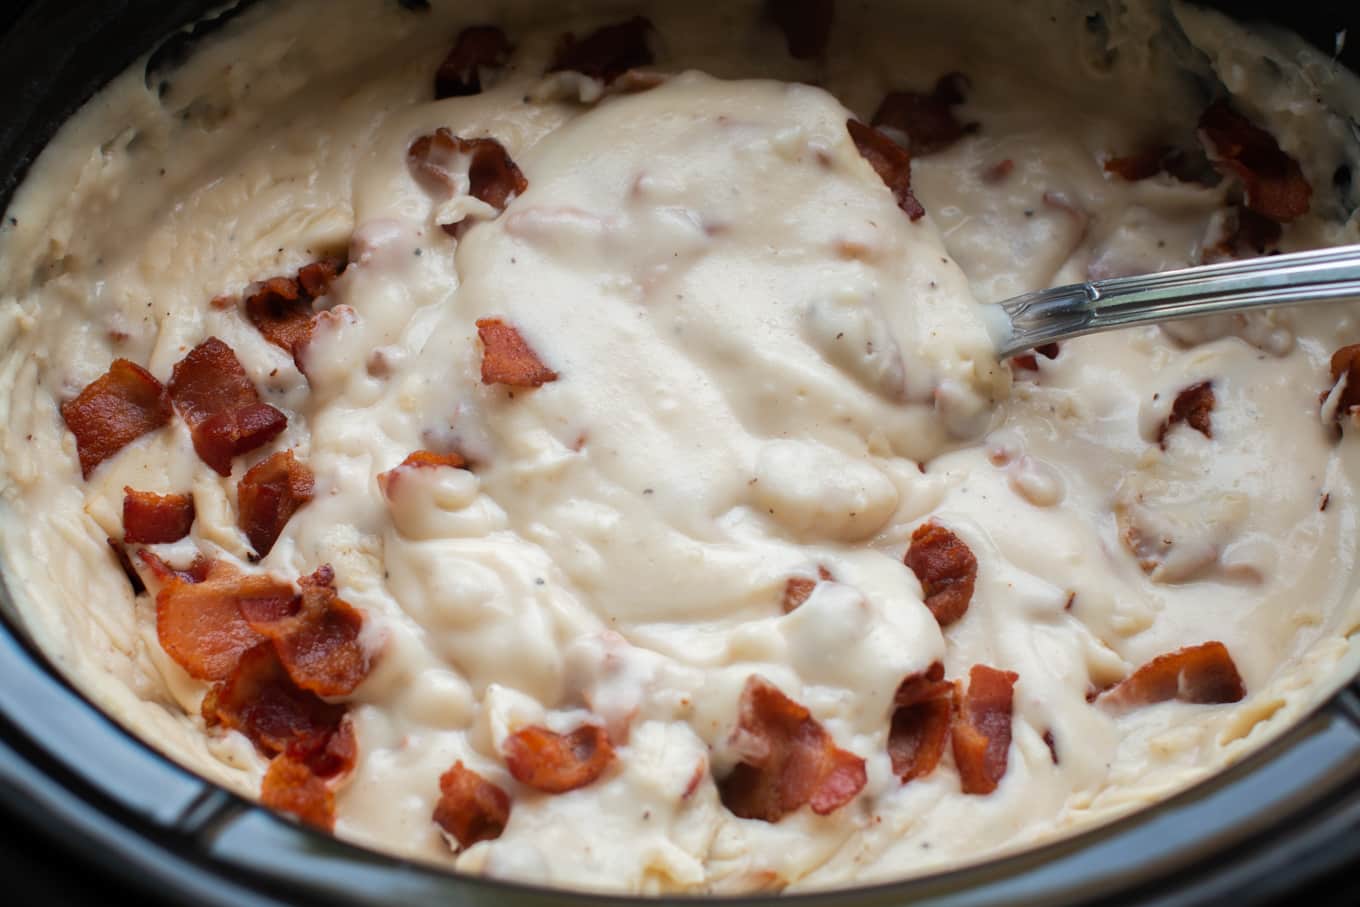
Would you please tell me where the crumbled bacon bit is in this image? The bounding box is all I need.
[206,641,347,758]
[168,338,287,475]
[1198,101,1311,223]
[137,548,212,585]
[847,119,924,221]
[871,73,978,156]
[436,25,512,98]
[476,318,558,387]
[904,521,977,627]
[781,565,833,613]
[765,0,833,59]
[1103,146,1207,183]
[238,449,314,558]
[408,129,528,219]
[1201,205,1282,263]
[981,158,1014,183]
[433,761,511,848]
[1042,729,1059,764]
[377,449,468,497]
[241,565,370,698]
[261,753,335,830]
[1011,342,1060,372]
[156,564,293,681]
[108,539,146,595]
[547,17,653,84]
[717,676,866,821]
[888,662,953,783]
[123,488,195,544]
[1100,641,1245,711]
[244,258,346,358]
[61,359,173,478]
[1158,380,1214,448]
[1328,344,1360,423]
[952,664,1018,795]
[504,724,615,793]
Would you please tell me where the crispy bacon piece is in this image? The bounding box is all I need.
[238,450,314,558]
[871,73,978,156]
[61,359,173,478]
[436,25,512,98]
[261,753,335,830]
[847,119,925,221]
[1011,342,1061,372]
[156,564,293,681]
[301,717,358,779]
[904,521,977,627]
[503,724,614,793]
[1158,380,1214,448]
[1201,205,1282,263]
[108,539,146,595]
[1199,101,1311,223]
[888,662,953,783]
[241,565,369,697]
[476,318,558,387]
[137,548,212,585]
[765,0,833,59]
[1329,344,1360,421]
[952,664,1018,795]
[408,128,528,219]
[548,17,653,84]
[433,761,512,848]
[1104,146,1208,184]
[377,449,468,497]
[206,642,347,758]
[718,676,866,821]
[168,338,288,475]
[122,488,195,544]
[244,258,346,357]
[781,565,833,613]
[1100,641,1245,712]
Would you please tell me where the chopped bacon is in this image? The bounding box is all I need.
[1011,342,1060,372]
[137,548,212,585]
[168,338,287,475]
[847,119,925,221]
[888,661,953,783]
[238,449,314,558]
[261,753,335,830]
[206,641,347,759]
[904,521,977,627]
[952,664,1018,795]
[61,359,173,478]
[547,17,653,84]
[1104,146,1207,183]
[408,128,528,219]
[503,724,614,793]
[781,565,832,613]
[1201,205,1282,263]
[765,0,833,59]
[377,449,468,497]
[436,25,512,98]
[156,564,293,681]
[108,539,146,595]
[244,258,346,358]
[122,488,195,544]
[1158,380,1214,448]
[981,158,1014,183]
[1198,101,1311,223]
[433,761,512,848]
[1100,641,1245,712]
[241,565,370,698]
[476,318,558,387]
[1329,344,1360,420]
[717,676,866,821]
[871,73,978,156]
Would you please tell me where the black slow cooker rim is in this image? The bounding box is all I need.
[1,2,1359,905]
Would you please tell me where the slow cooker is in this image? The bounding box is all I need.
[0,1,1358,904]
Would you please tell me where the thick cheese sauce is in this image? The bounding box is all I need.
[1,0,1359,894]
